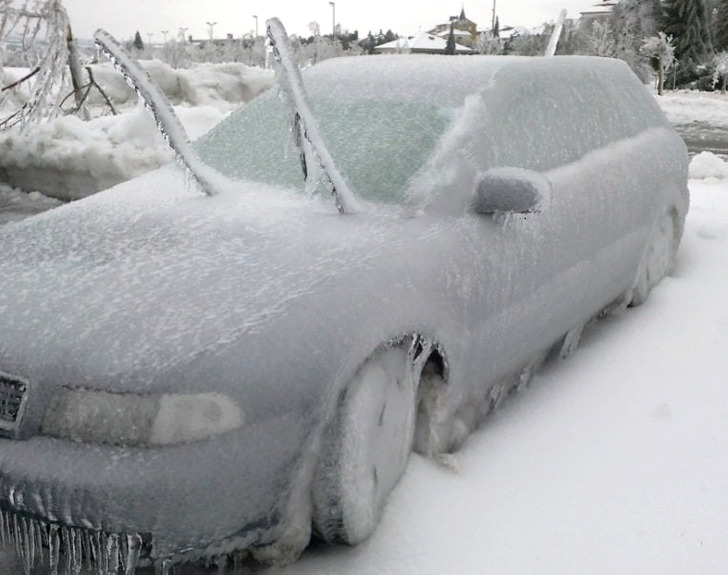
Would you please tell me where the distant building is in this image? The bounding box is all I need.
[374,31,474,54]
[580,0,617,26]
[429,8,478,48]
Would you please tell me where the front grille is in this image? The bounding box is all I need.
[0,372,28,433]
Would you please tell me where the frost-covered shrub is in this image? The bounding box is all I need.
[642,33,676,95]
[712,52,728,94]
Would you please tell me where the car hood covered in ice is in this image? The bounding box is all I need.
[0,167,447,394]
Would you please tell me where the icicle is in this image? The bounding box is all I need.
[96,531,109,575]
[124,533,142,575]
[20,517,32,575]
[27,519,43,568]
[2,509,10,545]
[48,524,60,575]
[106,533,120,574]
[70,528,83,575]
[0,509,7,546]
[155,558,173,575]
[62,526,72,575]
[81,528,94,573]
[231,550,248,570]
[216,554,228,574]
[12,514,21,557]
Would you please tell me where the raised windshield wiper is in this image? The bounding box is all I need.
[94,29,225,197]
[267,18,361,214]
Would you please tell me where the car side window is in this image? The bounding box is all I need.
[475,58,668,173]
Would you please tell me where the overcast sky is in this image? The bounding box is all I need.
[62,0,598,42]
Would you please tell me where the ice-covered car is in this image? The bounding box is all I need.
[0,30,688,574]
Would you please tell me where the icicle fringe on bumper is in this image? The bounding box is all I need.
[0,507,148,575]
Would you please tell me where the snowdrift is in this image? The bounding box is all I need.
[0,61,273,200]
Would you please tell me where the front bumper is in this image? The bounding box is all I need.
[0,413,308,569]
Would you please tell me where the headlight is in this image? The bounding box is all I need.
[41,388,243,447]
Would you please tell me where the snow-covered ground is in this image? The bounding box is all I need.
[1,79,728,573]
[659,89,728,156]
[265,167,728,575]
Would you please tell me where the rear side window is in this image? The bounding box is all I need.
[476,58,668,172]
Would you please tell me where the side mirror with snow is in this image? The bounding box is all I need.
[474,167,552,215]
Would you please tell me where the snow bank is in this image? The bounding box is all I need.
[86,60,274,110]
[0,94,234,201]
[688,151,728,180]
[0,183,61,225]
[0,61,272,200]
[0,107,173,200]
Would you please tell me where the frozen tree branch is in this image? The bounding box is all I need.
[0,0,70,130]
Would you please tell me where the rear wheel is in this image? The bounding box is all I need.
[312,341,428,545]
[631,212,676,306]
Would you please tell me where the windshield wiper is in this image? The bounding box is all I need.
[267,18,361,214]
[94,29,226,197]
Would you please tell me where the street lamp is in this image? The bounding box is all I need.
[161,30,169,43]
[178,27,189,42]
[329,1,335,38]
[146,32,153,47]
[206,21,217,41]
[253,15,258,38]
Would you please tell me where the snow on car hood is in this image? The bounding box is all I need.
[0,166,413,388]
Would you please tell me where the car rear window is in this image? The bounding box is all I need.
[196,90,454,204]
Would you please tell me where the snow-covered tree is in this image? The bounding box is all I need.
[587,20,618,56]
[476,31,502,54]
[642,32,677,94]
[132,30,144,52]
[445,23,456,55]
[661,0,713,78]
[713,51,728,92]
[504,29,548,56]
[714,0,728,51]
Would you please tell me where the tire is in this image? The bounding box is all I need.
[312,344,419,545]
[630,212,675,306]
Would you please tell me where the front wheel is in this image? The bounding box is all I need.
[312,341,428,545]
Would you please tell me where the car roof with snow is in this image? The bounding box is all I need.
[197,55,670,205]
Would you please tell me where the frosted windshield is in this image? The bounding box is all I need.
[196,90,453,204]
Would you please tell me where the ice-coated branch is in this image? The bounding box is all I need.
[267,17,361,214]
[544,9,567,57]
[94,28,224,197]
[0,0,70,130]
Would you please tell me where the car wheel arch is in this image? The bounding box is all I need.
[630,204,681,307]
[309,333,451,544]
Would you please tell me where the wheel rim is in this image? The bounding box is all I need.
[646,213,675,286]
[314,345,417,544]
[631,211,675,306]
